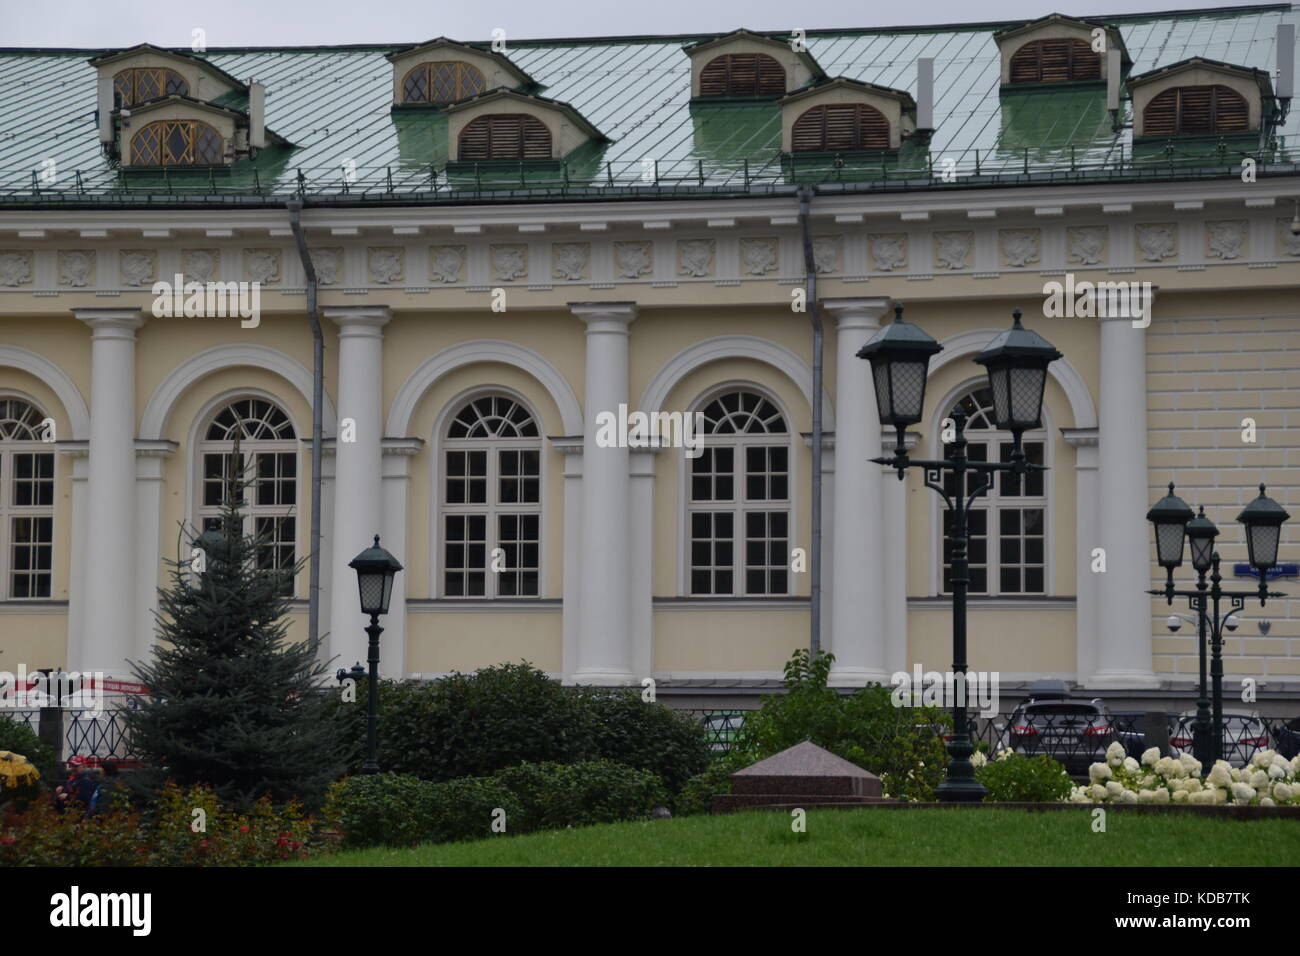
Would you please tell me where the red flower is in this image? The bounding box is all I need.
[239,825,249,832]
[1,835,16,846]
[275,837,288,846]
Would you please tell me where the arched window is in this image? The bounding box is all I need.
[0,398,54,599]
[791,103,890,151]
[441,395,541,598]
[457,114,552,161]
[1142,85,1250,136]
[113,67,189,106]
[687,390,789,596]
[938,387,1046,596]
[699,53,785,97]
[197,398,297,591]
[131,120,224,166]
[1009,38,1101,83]
[402,61,487,105]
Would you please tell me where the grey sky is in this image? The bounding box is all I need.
[0,0,1287,47]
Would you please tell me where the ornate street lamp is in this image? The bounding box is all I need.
[1148,486,1289,763]
[348,535,403,775]
[864,305,1061,802]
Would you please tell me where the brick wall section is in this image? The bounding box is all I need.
[1146,311,1300,686]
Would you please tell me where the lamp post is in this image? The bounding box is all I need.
[1146,484,1289,763]
[860,305,1062,802]
[347,535,403,775]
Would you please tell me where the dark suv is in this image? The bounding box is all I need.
[994,691,1116,776]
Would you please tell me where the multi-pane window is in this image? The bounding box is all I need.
[113,67,189,106]
[457,114,552,161]
[402,61,487,105]
[0,399,54,599]
[442,396,541,598]
[131,120,224,166]
[197,398,297,592]
[1008,38,1101,84]
[1142,85,1251,136]
[698,53,785,97]
[791,103,890,152]
[688,390,789,596]
[939,387,1046,596]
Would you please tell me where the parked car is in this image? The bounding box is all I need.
[1169,710,1270,768]
[993,691,1116,776]
[1274,717,1300,760]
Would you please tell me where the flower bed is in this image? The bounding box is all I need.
[1067,741,1300,807]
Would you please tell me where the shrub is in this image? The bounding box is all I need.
[572,688,711,793]
[1067,742,1300,806]
[975,750,1073,803]
[0,719,59,787]
[493,760,667,829]
[735,649,951,802]
[675,750,754,817]
[326,761,666,848]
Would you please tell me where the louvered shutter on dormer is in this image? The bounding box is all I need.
[699,52,785,97]
[791,103,890,151]
[459,114,553,160]
[1009,38,1100,83]
[1142,84,1251,135]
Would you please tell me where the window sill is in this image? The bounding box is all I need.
[407,598,561,612]
[654,597,807,610]
[909,596,1076,610]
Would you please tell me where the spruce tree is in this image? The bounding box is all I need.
[126,440,343,810]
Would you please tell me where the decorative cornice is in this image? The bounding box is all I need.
[381,437,424,456]
[134,439,178,458]
[1061,427,1100,448]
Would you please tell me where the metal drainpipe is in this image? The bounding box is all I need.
[797,185,823,659]
[287,201,325,654]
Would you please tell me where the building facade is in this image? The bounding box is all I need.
[1,7,1298,710]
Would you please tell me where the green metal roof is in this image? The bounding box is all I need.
[1,4,1297,204]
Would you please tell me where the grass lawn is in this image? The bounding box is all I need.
[290,808,1300,867]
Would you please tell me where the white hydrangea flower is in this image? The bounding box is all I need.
[1105,780,1124,797]
[1230,782,1256,804]
[1091,783,1108,800]
[1152,787,1170,804]
[1273,782,1293,802]
[1179,753,1202,776]
[1291,755,1300,776]
[1260,797,1275,807]
[1140,747,1160,767]
[1184,777,1202,793]
[1249,770,1270,789]
[1154,756,1177,778]
[1089,762,1112,783]
[1139,775,1156,789]
[1106,741,1126,767]
[1208,762,1233,787]
[1212,787,1229,805]
[1268,762,1286,780]
[1118,789,1138,804]
[1123,757,1140,773]
[1252,749,1275,769]
[1188,789,1215,805]
[970,750,987,768]
[1172,788,1189,804]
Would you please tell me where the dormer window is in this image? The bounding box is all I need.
[131,119,224,166]
[114,67,189,105]
[1008,38,1100,84]
[1142,84,1249,135]
[401,61,487,106]
[699,53,785,98]
[458,114,551,160]
[791,103,889,151]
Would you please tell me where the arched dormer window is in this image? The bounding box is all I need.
[198,397,298,593]
[1008,38,1100,84]
[131,119,224,166]
[937,386,1046,596]
[440,395,541,598]
[401,60,487,105]
[0,398,54,599]
[1142,85,1250,136]
[113,67,189,105]
[699,53,785,98]
[687,389,790,596]
[457,114,552,160]
[791,103,890,151]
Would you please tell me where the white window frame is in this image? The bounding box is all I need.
[435,390,544,600]
[681,385,794,598]
[0,394,56,601]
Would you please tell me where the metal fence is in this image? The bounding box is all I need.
[683,708,1300,771]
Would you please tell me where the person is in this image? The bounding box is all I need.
[90,759,121,815]
[70,766,97,817]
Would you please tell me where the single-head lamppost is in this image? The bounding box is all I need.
[1147,484,1289,763]
[348,535,403,775]
[861,305,1062,802]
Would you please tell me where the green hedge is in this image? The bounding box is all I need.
[325,760,666,848]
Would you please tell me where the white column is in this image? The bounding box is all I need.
[824,297,892,686]
[380,438,422,678]
[570,301,637,685]
[629,448,659,681]
[73,309,145,680]
[324,306,391,672]
[134,441,175,665]
[552,438,584,683]
[882,431,919,677]
[1090,297,1158,688]
[60,444,90,672]
[1064,429,1100,684]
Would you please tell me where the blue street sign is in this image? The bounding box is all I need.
[1233,563,1298,579]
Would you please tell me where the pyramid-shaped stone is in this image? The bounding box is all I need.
[711,741,891,813]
